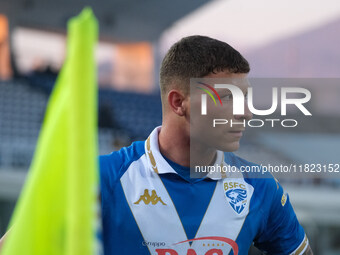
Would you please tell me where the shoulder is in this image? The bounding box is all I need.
[99,140,145,186]
[225,153,307,254]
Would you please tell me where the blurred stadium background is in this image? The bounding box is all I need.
[1,0,340,254]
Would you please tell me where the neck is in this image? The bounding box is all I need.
[158,123,217,168]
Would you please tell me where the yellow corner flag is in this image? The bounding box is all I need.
[1,8,99,255]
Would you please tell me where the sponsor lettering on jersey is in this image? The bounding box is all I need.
[155,236,238,255]
[281,193,287,206]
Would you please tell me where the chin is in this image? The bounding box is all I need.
[221,142,240,152]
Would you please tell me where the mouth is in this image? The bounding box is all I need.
[228,130,244,137]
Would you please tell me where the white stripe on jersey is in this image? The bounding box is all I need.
[121,155,189,254]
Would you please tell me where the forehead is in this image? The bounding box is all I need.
[199,71,250,93]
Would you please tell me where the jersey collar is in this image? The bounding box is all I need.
[145,126,237,180]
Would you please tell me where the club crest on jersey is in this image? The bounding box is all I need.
[223,181,248,214]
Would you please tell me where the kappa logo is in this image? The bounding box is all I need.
[223,181,248,214]
[134,189,167,205]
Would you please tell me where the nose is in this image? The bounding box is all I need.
[234,101,252,120]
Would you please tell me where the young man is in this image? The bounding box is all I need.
[99,36,313,254]
[0,36,312,255]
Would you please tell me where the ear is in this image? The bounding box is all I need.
[167,89,188,116]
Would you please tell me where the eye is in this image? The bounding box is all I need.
[221,94,233,101]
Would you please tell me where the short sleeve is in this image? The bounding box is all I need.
[254,180,308,255]
[99,141,145,218]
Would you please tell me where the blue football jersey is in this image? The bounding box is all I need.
[99,127,308,255]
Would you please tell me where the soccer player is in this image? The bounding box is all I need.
[98,36,313,255]
[0,36,313,255]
